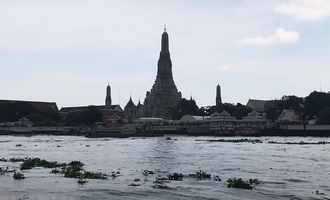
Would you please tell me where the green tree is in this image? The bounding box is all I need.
[172,98,200,120]
[317,107,330,125]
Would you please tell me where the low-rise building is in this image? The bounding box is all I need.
[277,109,301,124]
[180,115,209,122]
[246,99,274,113]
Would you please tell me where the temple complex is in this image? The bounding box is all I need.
[143,27,182,119]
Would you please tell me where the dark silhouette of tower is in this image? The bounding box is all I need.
[105,84,112,106]
[143,26,181,119]
[216,84,222,107]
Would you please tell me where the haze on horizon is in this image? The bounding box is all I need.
[0,0,329,108]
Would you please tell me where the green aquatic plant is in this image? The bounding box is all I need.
[226,178,260,190]
[20,158,65,170]
[50,168,61,174]
[248,178,260,185]
[188,170,211,180]
[78,178,88,185]
[67,161,84,170]
[62,163,84,178]
[61,162,107,180]
[9,158,26,162]
[168,173,183,181]
[83,171,107,180]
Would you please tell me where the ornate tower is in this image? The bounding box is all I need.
[216,84,222,107]
[124,97,137,123]
[105,84,112,106]
[143,27,182,119]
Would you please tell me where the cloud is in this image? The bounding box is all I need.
[217,65,242,72]
[240,28,300,46]
[219,65,232,71]
[275,0,330,21]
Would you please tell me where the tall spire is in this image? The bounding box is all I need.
[126,96,135,107]
[157,26,172,81]
[216,84,222,107]
[143,27,181,119]
[161,26,169,53]
[105,83,112,106]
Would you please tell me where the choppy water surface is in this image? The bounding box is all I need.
[0,136,330,200]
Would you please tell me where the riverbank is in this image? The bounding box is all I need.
[1,126,330,138]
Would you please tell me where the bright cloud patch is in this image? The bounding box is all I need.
[275,0,330,21]
[240,28,300,47]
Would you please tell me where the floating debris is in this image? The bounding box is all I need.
[214,175,222,182]
[152,184,172,190]
[111,171,121,178]
[9,158,26,163]
[0,167,15,175]
[143,170,155,176]
[196,139,263,143]
[78,178,88,185]
[50,168,61,174]
[13,172,25,180]
[154,176,170,184]
[315,190,326,195]
[134,178,141,182]
[168,173,183,181]
[268,141,330,145]
[15,144,23,147]
[128,183,141,187]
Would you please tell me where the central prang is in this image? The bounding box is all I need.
[142,28,182,119]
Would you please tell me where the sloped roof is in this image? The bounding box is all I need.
[125,97,136,109]
[0,100,58,112]
[60,105,122,113]
[246,99,274,113]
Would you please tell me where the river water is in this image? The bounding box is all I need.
[0,135,329,200]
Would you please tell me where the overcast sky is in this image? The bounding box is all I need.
[1,0,330,108]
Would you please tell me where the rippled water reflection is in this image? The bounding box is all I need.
[0,136,330,200]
